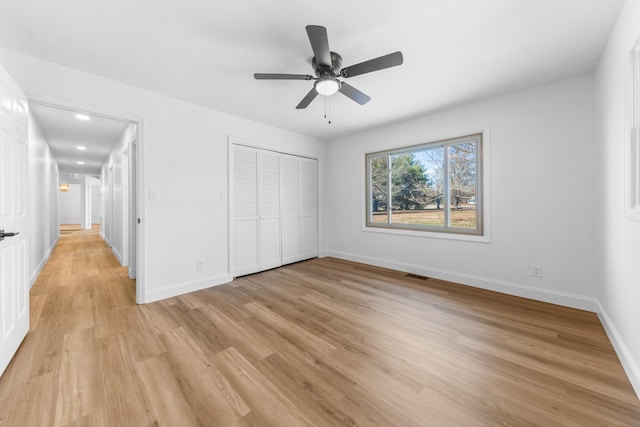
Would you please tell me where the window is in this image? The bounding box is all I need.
[366,133,483,235]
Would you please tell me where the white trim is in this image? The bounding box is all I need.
[227,137,234,280]
[325,250,598,312]
[596,300,640,399]
[228,135,318,160]
[29,239,58,288]
[626,38,640,220]
[143,273,232,304]
[26,95,147,304]
[134,120,145,304]
[112,246,124,266]
[101,231,111,247]
[361,225,492,243]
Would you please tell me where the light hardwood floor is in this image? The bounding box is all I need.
[0,227,639,426]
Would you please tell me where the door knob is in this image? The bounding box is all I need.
[0,230,19,241]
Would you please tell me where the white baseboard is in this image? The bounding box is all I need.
[142,273,232,304]
[325,250,598,312]
[596,301,640,399]
[29,239,58,288]
[100,231,110,247]
[112,247,125,267]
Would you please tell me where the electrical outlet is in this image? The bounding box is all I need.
[197,259,204,270]
[531,264,542,278]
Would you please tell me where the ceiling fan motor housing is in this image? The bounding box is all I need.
[312,52,343,77]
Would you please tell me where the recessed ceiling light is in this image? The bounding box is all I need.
[75,114,90,121]
[76,161,85,165]
[76,146,87,150]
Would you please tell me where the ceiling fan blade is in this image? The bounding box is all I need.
[341,51,404,78]
[338,82,371,105]
[254,73,313,80]
[306,25,332,68]
[296,88,319,109]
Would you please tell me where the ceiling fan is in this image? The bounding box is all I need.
[254,25,403,109]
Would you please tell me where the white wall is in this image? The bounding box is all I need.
[101,123,135,266]
[90,184,100,224]
[27,111,58,286]
[59,183,81,224]
[595,0,640,397]
[326,74,598,310]
[0,49,327,303]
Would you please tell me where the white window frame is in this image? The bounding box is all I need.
[627,39,640,220]
[365,132,486,239]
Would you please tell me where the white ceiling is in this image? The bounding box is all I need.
[30,103,129,176]
[0,0,625,140]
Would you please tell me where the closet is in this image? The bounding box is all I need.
[232,144,318,277]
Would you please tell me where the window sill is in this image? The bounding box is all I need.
[362,225,491,243]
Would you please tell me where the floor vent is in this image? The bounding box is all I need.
[406,273,429,280]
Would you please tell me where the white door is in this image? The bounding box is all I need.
[232,145,260,276]
[259,150,281,271]
[0,64,29,377]
[281,154,300,264]
[299,158,318,259]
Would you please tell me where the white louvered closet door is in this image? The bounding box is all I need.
[232,145,317,277]
[281,154,300,265]
[259,150,282,270]
[232,146,260,276]
[299,157,318,259]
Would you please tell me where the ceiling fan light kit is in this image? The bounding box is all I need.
[314,77,340,96]
[254,25,403,113]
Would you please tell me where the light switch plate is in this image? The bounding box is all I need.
[149,189,160,200]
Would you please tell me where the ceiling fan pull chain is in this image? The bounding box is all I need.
[328,96,331,124]
[324,94,327,120]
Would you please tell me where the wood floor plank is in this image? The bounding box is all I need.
[243,301,337,358]
[53,328,101,426]
[94,334,155,426]
[213,346,317,427]
[0,226,638,426]
[135,353,201,426]
[253,352,357,426]
[159,327,250,425]
[197,303,274,363]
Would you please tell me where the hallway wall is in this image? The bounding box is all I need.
[27,111,58,286]
[91,185,100,224]
[59,183,81,224]
[101,123,135,266]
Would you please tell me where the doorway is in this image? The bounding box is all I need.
[29,100,144,301]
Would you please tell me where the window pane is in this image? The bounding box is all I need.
[365,133,482,236]
[370,155,388,223]
[390,147,445,226]
[448,142,477,229]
